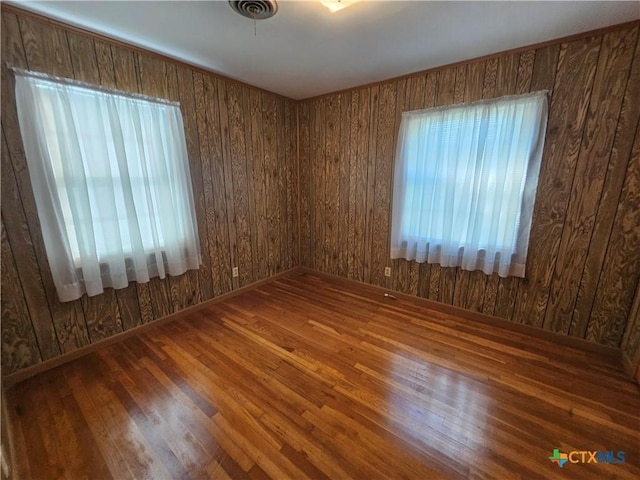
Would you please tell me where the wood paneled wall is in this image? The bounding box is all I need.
[1,9,298,375]
[298,22,640,349]
[2,6,639,377]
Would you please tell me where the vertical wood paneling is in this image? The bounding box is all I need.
[354,90,370,281]
[227,82,252,286]
[205,76,233,294]
[347,91,359,279]
[1,129,59,360]
[544,28,638,334]
[217,80,240,289]
[13,15,90,352]
[312,98,326,271]
[243,86,259,278]
[571,29,640,338]
[262,93,280,275]
[513,36,602,328]
[166,63,200,311]
[276,97,288,272]
[515,50,535,94]
[586,121,640,346]
[298,102,311,268]
[324,95,340,275]
[1,8,638,373]
[67,32,100,84]
[94,41,116,88]
[363,86,379,284]
[621,279,640,374]
[370,83,396,288]
[1,9,298,376]
[249,88,269,279]
[1,217,42,374]
[287,99,298,268]
[176,66,212,302]
[194,73,222,297]
[299,23,640,349]
[391,79,408,293]
[338,92,351,278]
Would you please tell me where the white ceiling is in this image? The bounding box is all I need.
[9,1,640,99]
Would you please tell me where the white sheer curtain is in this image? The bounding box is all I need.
[15,71,201,302]
[391,91,548,278]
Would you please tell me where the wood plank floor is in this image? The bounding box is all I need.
[4,270,640,479]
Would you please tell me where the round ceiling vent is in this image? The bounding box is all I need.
[229,0,278,20]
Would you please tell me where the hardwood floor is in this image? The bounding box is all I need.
[4,270,640,479]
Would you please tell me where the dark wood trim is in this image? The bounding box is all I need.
[295,103,301,266]
[298,267,623,362]
[303,20,640,102]
[1,268,300,389]
[622,354,640,384]
[0,3,293,102]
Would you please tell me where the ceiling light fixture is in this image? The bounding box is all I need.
[319,0,359,13]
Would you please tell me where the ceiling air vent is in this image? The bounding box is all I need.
[229,0,278,20]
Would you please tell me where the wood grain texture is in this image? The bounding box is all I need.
[227,82,252,286]
[621,279,640,378]
[299,23,639,348]
[1,126,59,361]
[390,79,408,292]
[2,8,638,373]
[176,65,211,302]
[354,89,370,282]
[571,29,640,339]
[5,271,640,479]
[165,63,201,312]
[544,28,638,334]
[1,216,42,374]
[276,98,288,272]
[324,94,340,275]
[370,82,396,287]
[586,120,640,346]
[195,73,224,297]
[286,99,298,268]
[1,9,298,377]
[338,92,351,279]
[363,86,379,284]
[298,102,311,268]
[512,36,602,328]
[262,93,279,277]
[9,14,90,354]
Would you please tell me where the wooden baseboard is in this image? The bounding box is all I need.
[622,351,640,384]
[1,268,301,390]
[298,267,623,362]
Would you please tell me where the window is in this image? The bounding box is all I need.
[391,91,548,277]
[15,70,201,302]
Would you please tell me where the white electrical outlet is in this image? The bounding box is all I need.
[384,266,391,277]
[232,267,239,277]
